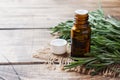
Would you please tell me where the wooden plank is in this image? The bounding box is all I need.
[0,29,53,63]
[0,0,119,8]
[0,64,118,80]
[0,16,71,28]
[0,0,119,28]
[0,7,119,16]
[0,8,119,28]
[0,7,120,16]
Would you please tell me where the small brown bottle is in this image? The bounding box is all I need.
[71,10,91,57]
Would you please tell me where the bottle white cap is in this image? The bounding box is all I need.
[75,9,88,15]
[50,39,67,55]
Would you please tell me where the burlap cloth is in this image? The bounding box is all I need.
[33,45,120,78]
[33,45,93,75]
[33,44,73,69]
[33,46,91,73]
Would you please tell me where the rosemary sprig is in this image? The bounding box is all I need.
[51,9,120,77]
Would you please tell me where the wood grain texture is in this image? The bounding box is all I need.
[0,0,119,62]
[0,64,118,80]
[0,0,119,63]
[0,29,52,63]
[0,0,119,28]
[0,1,119,79]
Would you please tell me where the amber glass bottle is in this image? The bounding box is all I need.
[71,10,91,57]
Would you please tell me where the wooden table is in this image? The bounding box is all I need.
[0,0,119,80]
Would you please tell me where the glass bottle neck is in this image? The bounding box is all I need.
[74,19,88,25]
[74,14,88,25]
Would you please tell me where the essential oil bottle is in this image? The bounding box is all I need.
[71,10,91,57]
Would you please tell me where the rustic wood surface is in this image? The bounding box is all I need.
[0,0,119,80]
[0,0,119,28]
[0,0,119,63]
[0,64,119,80]
[0,29,53,63]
